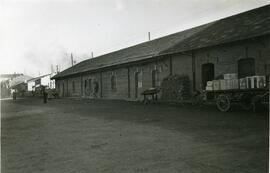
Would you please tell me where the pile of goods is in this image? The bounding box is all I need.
[205,73,266,91]
[161,74,191,100]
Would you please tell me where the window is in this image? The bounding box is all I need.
[238,58,255,78]
[72,81,75,93]
[135,72,139,98]
[62,83,65,97]
[84,80,87,89]
[152,70,159,87]
[89,79,92,92]
[134,71,142,98]
[111,75,116,91]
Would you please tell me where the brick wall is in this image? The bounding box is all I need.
[194,36,270,91]
[102,68,129,99]
[128,58,171,100]
[55,36,270,100]
[81,73,101,98]
[67,76,82,97]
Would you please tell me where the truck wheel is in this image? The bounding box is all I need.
[216,94,231,112]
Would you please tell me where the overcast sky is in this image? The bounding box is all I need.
[1,0,269,77]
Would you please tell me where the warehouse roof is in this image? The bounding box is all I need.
[53,4,270,79]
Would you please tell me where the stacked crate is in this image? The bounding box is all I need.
[213,80,220,90]
[205,81,213,91]
[220,73,239,90]
[205,74,266,91]
[243,76,266,89]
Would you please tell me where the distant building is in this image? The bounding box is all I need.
[27,73,56,92]
[52,5,270,100]
[9,75,32,97]
[1,73,28,98]
[0,73,23,82]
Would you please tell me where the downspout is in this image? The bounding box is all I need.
[169,56,173,75]
[127,67,130,98]
[80,75,83,97]
[192,51,196,91]
[66,79,68,97]
[100,72,103,98]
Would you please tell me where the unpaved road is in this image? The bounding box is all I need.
[1,98,269,173]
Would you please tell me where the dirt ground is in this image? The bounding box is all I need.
[1,98,269,173]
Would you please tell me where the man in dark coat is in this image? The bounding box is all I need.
[13,90,16,100]
[43,87,48,103]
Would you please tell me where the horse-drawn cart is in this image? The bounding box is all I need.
[204,87,269,112]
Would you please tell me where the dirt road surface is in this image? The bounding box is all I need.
[1,98,268,173]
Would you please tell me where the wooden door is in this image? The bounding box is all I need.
[152,70,157,87]
[135,72,139,98]
[238,58,255,78]
[201,63,214,90]
[62,83,65,97]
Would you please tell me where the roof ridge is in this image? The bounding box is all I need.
[52,4,270,79]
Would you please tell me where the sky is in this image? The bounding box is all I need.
[0,0,269,77]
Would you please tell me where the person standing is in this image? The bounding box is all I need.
[13,90,16,100]
[43,87,48,103]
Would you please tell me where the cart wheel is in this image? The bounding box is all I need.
[216,94,231,112]
[240,94,253,111]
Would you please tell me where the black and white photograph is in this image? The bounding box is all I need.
[1,0,270,172]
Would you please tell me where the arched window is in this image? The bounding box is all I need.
[111,75,116,91]
[238,58,255,78]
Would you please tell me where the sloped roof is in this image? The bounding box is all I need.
[10,75,33,87]
[27,74,51,82]
[161,4,270,54]
[53,4,270,79]
[0,73,23,79]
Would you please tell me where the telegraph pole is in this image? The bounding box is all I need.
[71,53,74,66]
[148,32,151,41]
[91,52,94,58]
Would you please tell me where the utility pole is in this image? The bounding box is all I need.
[71,53,74,66]
[91,52,94,58]
[148,32,151,41]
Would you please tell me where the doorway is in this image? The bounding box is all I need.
[152,70,157,87]
[135,72,139,98]
[62,83,65,97]
[238,58,255,78]
[201,63,214,90]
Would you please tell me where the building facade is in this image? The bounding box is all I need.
[52,5,270,101]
